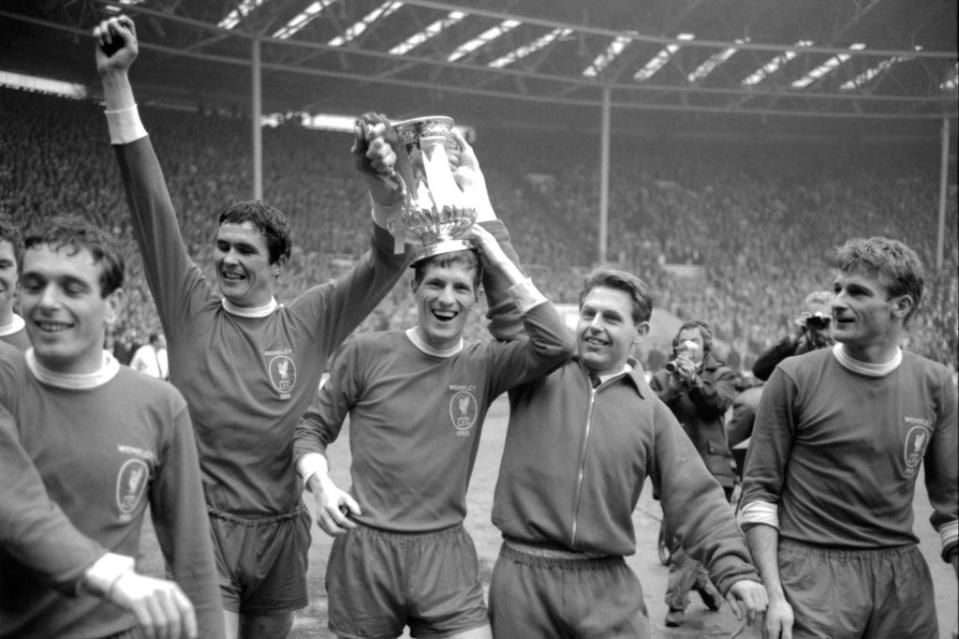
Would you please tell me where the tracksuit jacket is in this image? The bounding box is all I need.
[490,357,760,595]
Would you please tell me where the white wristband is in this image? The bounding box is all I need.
[82,552,135,596]
[737,500,780,530]
[297,452,329,490]
[105,104,147,145]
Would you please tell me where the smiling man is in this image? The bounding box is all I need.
[740,237,958,639]
[0,214,29,350]
[94,16,410,639]
[0,216,223,639]
[487,268,767,638]
[292,137,574,637]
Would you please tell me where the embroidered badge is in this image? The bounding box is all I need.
[268,354,297,397]
[115,458,150,521]
[449,390,478,436]
[902,423,931,477]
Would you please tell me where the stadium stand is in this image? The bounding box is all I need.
[1,86,956,372]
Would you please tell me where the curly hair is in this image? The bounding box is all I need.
[833,237,924,322]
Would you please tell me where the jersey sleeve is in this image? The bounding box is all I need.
[479,220,528,342]
[148,401,226,639]
[485,300,575,400]
[293,337,361,461]
[652,400,761,594]
[925,365,959,561]
[0,404,106,594]
[113,136,215,331]
[293,222,410,358]
[738,366,797,529]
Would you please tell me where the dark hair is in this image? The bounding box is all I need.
[0,213,22,263]
[833,237,924,323]
[22,215,124,297]
[412,249,482,290]
[148,332,160,345]
[217,200,292,265]
[578,268,653,324]
[672,320,713,357]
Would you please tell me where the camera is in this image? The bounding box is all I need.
[804,312,831,331]
[665,340,700,373]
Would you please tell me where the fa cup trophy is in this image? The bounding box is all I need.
[387,116,477,262]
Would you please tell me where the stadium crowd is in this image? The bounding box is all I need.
[1,85,956,371]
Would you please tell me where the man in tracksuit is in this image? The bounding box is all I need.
[488,268,767,638]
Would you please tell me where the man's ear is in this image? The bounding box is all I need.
[891,294,914,319]
[272,255,288,277]
[635,320,650,342]
[104,288,124,327]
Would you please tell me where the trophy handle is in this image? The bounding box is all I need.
[386,123,417,203]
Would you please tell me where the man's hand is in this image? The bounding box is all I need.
[351,112,402,206]
[448,130,495,221]
[671,356,698,385]
[464,224,512,275]
[308,473,361,536]
[725,579,768,626]
[762,597,794,639]
[93,15,138,76]
[107,571,197,639]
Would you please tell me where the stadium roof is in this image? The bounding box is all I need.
[2,0,957,141]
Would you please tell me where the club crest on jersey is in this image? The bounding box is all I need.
[116,458,150,521]
[268,354,297,398]
[902,421,931,477]
[449,390,478,436]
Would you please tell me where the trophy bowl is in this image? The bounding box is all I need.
[390,115,477,263]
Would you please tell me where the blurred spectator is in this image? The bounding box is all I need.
[752,290,835,381]
[649,321,738,627]
[129,332,168,379]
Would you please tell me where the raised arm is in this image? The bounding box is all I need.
[467,225,575,396]
[95,16,209,333]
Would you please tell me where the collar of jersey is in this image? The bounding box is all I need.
[221,296,278,318]
[0,313,25,337]
[832,343,902,377]
[26,348,121,389]
[405,327,463,358]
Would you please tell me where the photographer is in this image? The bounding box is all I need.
[752,290,834,382]
[650,321,740,627]
[727,291,836,477]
